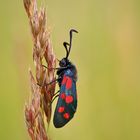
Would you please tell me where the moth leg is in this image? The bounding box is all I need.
[46,78,60,85]
[42,65,68,70]
[53,90,60,96]
[42,65,60,70]
[37,78,60,87]
[51,91,60,104]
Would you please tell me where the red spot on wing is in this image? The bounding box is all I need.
[66,77,72,89]
[60,93,66,99]
[62,75,67,85]
[58,106,65,113]
[63,113,70,119]
[65,95,73,104]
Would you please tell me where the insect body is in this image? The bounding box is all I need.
[53,29,78,128]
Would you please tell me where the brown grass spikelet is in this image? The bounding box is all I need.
[23,0,56,139]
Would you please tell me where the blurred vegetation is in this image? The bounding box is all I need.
[0,0,140,140]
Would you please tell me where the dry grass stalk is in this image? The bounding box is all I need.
[23,0,56,139]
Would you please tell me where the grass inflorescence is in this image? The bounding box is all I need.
[23,0,56,139]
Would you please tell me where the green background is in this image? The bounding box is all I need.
[0,0,140,140]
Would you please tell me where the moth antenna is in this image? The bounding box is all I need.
[67,29,78,58]
[63,42,70,59]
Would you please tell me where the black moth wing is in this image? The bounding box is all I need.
[53,69,77,128]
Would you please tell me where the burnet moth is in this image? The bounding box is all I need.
[52,29,78,128]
